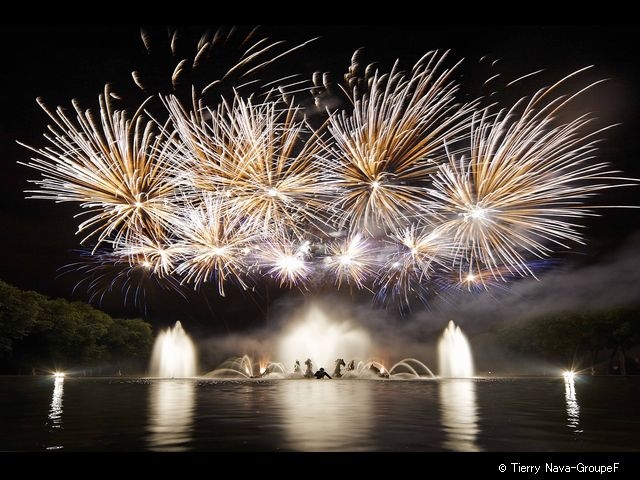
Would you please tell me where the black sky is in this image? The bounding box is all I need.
[1,25,639,333]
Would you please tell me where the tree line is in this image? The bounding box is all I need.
[497,306,640,374]
[0,280,153,375]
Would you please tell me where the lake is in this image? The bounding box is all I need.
[1,376,638,451]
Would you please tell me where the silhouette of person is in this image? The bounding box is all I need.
[314,367,332,379]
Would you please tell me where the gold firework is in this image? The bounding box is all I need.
[324,51,473,234]
[429,75,636,278]
[166,93,330,238]
[19,86,177,249]
[172,193,258,295]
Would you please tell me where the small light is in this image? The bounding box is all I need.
[53,372,65,379]
[563,370,575,381]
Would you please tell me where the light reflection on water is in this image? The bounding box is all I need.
[147,380,195,451]
[439,379,480,452]
[277,380,373,451]
[46,376,64,450]
[564,375,582,433]
[2,376,637,451]
[48,377,64,428]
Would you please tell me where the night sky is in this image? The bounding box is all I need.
[1,25,639,335]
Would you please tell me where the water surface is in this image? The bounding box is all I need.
[1,376,638,451]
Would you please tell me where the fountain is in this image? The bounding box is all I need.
[277,304,371,372]
[149,321,198,378]
[204,303,443,380]
[388,358,436,379]
[206,355,286,379]
[438,320,474,378]
[339,358,436,379]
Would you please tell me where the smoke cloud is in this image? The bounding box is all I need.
[197,231,640,374]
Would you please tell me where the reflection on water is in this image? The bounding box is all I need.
[147,380,195,451]
[48,377,64,429]
[2,376,638,451]
[278,380,373,451]
[439,379,480,451]
[564,375,581,432]
[46,376,64,450]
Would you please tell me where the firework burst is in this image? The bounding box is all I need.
[172,193,258,295]
[19,87,178,249]
[323,51,474,234]
[19,30,639,313]
[115,231,177,278]
[166,93,330,238]
[256,237,314,288]
[324,233,378,290]
[428,75,636,280]
[374,224,454,307]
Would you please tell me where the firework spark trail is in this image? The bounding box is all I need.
[165,93,331,239]
[324,233,379,290]
[134,26,316,100]
[172,193,258,296]
[373,224,455,306]
[323,51,475,234]
[256,237,313,288]
[62,249,186,310]
[18,87,178,249]
[428,78,637,283]
[19,32,639,312]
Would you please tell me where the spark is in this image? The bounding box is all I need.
[257,237,312,288]
[323,51,474,234]
[19,33,639,313]
[428,79,637,280]
[165,93,330,238]
[172,194,258,296]
[19,86,177,249]
[325,233,378,290]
